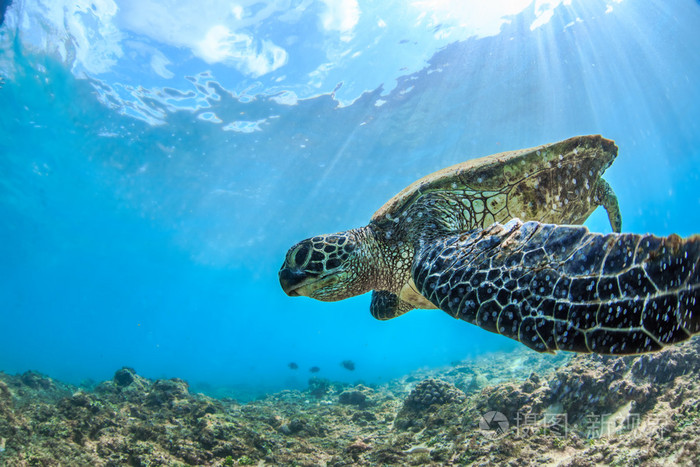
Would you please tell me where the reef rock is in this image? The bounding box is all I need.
[338,390,367,407]
[0,342,699,466]
[403,378,465,411]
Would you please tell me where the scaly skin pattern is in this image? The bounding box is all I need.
[413,219,700,355]
[279,228,379,302]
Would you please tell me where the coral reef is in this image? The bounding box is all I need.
[0,341,699,465]
[403,378,466,411]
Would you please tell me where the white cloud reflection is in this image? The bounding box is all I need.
[319,0,360,39]
[117,0,289,76]
[412,0,533,38]
[1,0,619,118]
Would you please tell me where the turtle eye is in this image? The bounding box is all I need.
[293,245,310,266]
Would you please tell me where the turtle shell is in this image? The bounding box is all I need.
[370,135,618,235]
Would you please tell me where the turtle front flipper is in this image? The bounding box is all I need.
[412,219,700,355]
[370,291,414,320]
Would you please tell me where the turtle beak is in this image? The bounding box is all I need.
[279,267,311,297]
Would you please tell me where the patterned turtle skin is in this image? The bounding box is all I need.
[279,135,700,354]
[415,219,700,354]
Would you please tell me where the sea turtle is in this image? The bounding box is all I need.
[279,135,700,355]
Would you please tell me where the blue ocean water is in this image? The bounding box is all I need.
[0,0,699,398]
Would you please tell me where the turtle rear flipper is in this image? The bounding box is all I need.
[596,178,622,233]
[412,219,700,355]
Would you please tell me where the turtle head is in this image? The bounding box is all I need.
[279,228,371,301]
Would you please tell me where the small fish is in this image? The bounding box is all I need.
[340,360,355,371]
[288,362,299,370]
[309,366,320,373]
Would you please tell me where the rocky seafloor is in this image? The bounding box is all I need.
[1,340,699,466]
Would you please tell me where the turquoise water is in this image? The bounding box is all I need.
[1,0,699,397]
